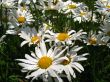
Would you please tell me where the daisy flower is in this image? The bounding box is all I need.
[99,21,110,47]
[6,7,34,35]
[59,46,88,82]
[18,27,42,47]
[17,9,34,24]
[16,40,68,82]
[44,29,86,45]
[100,21,110,37]
[95,0,110,15]
[9,6,34,26]
[36,0,65,12]
[83,31,107,45]
[73,9,97,23]
[61,0,84,14]
[0,0,15,8]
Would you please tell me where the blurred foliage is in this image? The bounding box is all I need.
[0,0,110,82]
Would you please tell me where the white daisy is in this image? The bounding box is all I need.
[0,0,15,8]
[9,6,34,26]
[61,0,84,14]
[7,9,50,35]
[100,21,110,36]
[6,5,34,35]
[99,21,110,47]
[16,41,68,82]
[83,31,107,45]
[95,0,110,15]
[18,27,42,47]
[44,29,86,45]
[74,9,97,23]
[36,0,65,12]
[59,46,88,82]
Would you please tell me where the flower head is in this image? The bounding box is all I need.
[45,29,86,45]
[0,0,15,8]
[36,0,64,12]
[95,0,110,15]
[16,41,67,82]
[59,46,88,81]
[61,0,84,14]
[18,27,42,47]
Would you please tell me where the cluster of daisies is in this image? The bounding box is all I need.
[1,0,110,82]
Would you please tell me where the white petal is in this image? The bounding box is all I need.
[73,46,83,52]
[45,30,55,35]
[21,69,28,72]
[54,47,68,59]
[68,65,76,78]
[72,62,84,72]
[19,31,30,41]
[77,57,87,61]
[81,53,89,56]
[25,54,37,62]
[18,63,37,70]
[50,65,63,73]
[68,30,76,35]
[64,68,72,81]
[54,56,69,64]
[45,39,53,42]
[31,51,37,58]
[35,47,42,58]
[47,48,53,57]
[20,41,29,47]
[40,41,47,55]
[26,69,45,79]
[6,30,16,35]
[48,69,63,82]
[16,59,36,65]
[48,69,57,77]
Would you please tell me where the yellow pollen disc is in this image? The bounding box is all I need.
[38,56,52,69]
[22,7,26,11]
[80,12,86,16]
[89,37,97,45]
[68,4,77,9]
[106,5,110,8]
[31,36,40,44]
[61,56,71,65]
[56,33,70,41]
[17,16,26,23]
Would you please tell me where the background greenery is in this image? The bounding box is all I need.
[0,0,110,82]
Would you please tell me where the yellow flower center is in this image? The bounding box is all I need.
[38,56,53,69]
[106,5,110,8]
[56,33,70,41]
[89,37,97,45]
[22,7,26,11]
[80,12,86,16]
[17,16,26,23]
[61,56,71,65]
[68,4,77,9]
[31,36,40,44]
